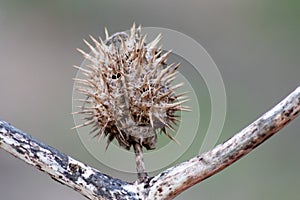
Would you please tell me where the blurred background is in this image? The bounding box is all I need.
[0,0,299,199]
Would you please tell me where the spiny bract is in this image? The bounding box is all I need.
[73,24,189,150]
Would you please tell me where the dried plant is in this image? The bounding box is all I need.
[72,24,189,181]
[1,24,300,199]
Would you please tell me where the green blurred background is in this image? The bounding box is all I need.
[0,0,299,199]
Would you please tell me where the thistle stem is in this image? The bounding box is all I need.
[133,142,148,182]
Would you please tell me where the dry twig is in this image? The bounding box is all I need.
[1,86,300,199]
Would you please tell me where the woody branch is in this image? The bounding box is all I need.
[0,86,300,200]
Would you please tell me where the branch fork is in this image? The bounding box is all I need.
[1,86,300,199]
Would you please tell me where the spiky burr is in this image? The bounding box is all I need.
[73,24,189,182]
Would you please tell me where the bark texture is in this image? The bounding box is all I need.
[1,86,300,199]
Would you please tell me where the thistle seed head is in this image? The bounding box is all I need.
[73,24,189,150]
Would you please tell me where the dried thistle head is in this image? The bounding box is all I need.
[73,24,189,151]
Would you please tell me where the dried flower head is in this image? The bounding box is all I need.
[73,24,189,151]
